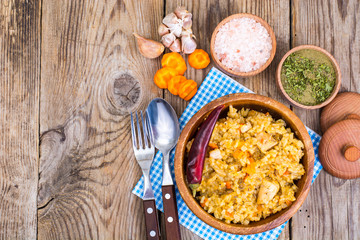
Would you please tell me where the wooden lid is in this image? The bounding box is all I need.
[320,92,360,133]
[319,119,360,179]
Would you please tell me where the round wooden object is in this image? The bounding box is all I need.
[210,13,276,77]
[319,119,360,179]
[276,45,341,110]
[174,93,314,235]
[320,92,360,133]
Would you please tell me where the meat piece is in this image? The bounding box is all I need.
[209,149,222,159]
[257,179,280,204]
[256,132,278,152]
[240,122,252,133]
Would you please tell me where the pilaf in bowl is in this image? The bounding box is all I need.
[187,105,305,225]
[174,93,314,235]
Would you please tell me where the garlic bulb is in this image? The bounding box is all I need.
[133,33,165,59]
[159,6,197,54]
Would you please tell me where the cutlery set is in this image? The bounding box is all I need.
[131,98,181,240]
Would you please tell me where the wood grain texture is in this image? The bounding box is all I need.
[1,0,358,239]
[320,92,360,132]
[164,1,291,239]
[0,0,40,238]
[291,0,360,239]
[38,0,162,239]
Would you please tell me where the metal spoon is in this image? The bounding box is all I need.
[146,98,181,240]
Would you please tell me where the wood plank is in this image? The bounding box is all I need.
[291,0,360,239]
[0,0,41,238]
[38,0,163,239]
[163,1,291,239]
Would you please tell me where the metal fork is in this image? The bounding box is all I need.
[130,111,160,240]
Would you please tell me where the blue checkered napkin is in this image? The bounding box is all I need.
[132,67,323,240]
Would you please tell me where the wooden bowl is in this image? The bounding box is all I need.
[174,93,314,235]
[210,13,276,77]
[276,45,341,109]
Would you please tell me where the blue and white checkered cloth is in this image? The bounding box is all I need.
[132,67,322,240]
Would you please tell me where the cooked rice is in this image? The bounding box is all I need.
[192,106,305,225]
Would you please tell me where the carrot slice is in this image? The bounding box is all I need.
[209,143,218,149]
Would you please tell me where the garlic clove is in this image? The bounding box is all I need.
[161,32,176,48]
[174,6,189,19]
[163,12,179,26]
[182,28,196,39]
[182,15,192,30]
[181,34,197,54]
[163,12,182,37]
[170,25,183,38]
[158,23,169,36]
[133,33,165,59]
[181,28,192,36]
[169,38,181,52]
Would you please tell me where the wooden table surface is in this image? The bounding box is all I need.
[1,0,359,239]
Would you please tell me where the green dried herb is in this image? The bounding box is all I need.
[281,49,336,105]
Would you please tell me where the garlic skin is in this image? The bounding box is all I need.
[169,38,181,52]
[161,33,176,48]
[133,33,165,59]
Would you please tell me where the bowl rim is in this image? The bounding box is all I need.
[210,13,277,77]
[174,93,315,235]
[275,44,342,109]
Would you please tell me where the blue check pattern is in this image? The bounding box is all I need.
[132,67,322,240]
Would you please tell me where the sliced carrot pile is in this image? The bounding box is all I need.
[153,51,202,101]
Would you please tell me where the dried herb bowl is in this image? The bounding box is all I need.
[174,93,314,235]
[276,45,341,109]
